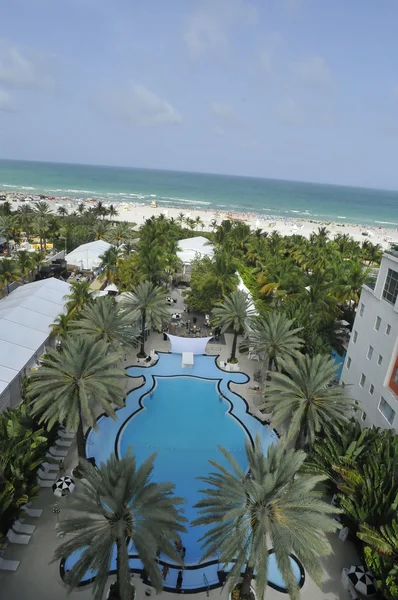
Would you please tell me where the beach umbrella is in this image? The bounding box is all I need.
[52,476,75,498]
[347,565,377,596]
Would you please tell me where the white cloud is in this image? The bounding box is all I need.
[184,0,258,61]
[108,83,182,127]
[0,40,54,90]
[214,126,225,137]
[294,56,332,88]
[211,102,238,121]
[0,90,15,112]
[275,99,301,124]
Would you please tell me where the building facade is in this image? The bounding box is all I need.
[341,252,398,429]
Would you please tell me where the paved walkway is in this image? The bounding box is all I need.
[0,331,358,600]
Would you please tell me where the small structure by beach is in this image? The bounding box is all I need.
[177,236,214,265]
[66,240,111,271]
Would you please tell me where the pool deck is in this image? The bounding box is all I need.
[0,330,359,600]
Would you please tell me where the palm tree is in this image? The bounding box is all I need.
[33,201,52,252]
[193,436,339,600]
[29,338,126,461]
[123,281,170,357]
[212,290,255,362]
[53,452,186,600]
[108,204,119,220]
[70,296,138,353]
[92,220,109,240]
[242,313,303,371]
[77,202,86,215]
[64,280,92,316]
[107,222,135,247]
[57,206,68,217]
[261,354,353,449]
[17,204,34,236]
[0,258,20,294]
[0,214,17,255]
[15,250,33,282]
[99,246,120,283]
[50,313,70,341]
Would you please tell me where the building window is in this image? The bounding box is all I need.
[346,356,351,369]
[386,324,392,335]
[361,411,367,422]
[353,330,358,343]
[393,367,398,385]
[367,346,374,360]
[375,316,382,331]
[378,354,383,366]
[369,383,374,395]
[359,373,366,387]
[359,303,365,316]
[379,397,396,425]
[382,268,398,305]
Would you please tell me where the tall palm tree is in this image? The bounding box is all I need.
[123,281,170,357]
[108,204,119,220]
[33,201,52,251]
[15,250,33,282]
[212,290,255,362]
[53,452,186,600]
[17,204,34,237]
[0,258,20,294]
[242,312,303,371]
[70,296,138,353]
[193,436,339,600]
[0,214,17,256]
[57,206,68,217]
[99,246,120,283]
[65,280,92,316]
[261,354,353,449]
[50,313,70,341]
[29,338,125,461]
[77,202,86,215]
[106,222,135,247]
[92,220,109,240]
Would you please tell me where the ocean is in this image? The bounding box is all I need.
[1,159,398,228]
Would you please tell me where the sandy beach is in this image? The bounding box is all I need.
[3,191,398,249]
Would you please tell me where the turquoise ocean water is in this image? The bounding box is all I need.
[1,159,398,227]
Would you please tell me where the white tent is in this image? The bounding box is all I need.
[66,240,111,271]
[177,236,214,264]
[0,278,71,411]
[237,273,257,315]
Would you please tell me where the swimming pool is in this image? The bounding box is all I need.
[62,353,304,593]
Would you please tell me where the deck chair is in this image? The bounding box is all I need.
[6,529,31,544]
[0,557,20,571]
[37,467,57,481]
[12,519,36,535]
[40,461,59,472]
[45,452,64,463]
[47,446,68,457]
[38,478,54,488]
[55,438,73,448]
[21,504,43,518]
[58,429,75,439]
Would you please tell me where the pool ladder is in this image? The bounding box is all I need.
[203,573,210,597]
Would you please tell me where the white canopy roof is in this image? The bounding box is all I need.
[66,240,111,271]
[237,273,257,315]
[177,236,214,264]
[0,278,71,395]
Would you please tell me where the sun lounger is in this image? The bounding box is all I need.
[6,529,31,544]
[12,519,36,535]
[47,446,68,457]
[55,438,73,447]
[0,557,20,571]
[58,429,75,439]
[45,452,64,463]
[21,504,43,518]
[37,467,57,481]
[38,478,54,488]
[40,461,59,472]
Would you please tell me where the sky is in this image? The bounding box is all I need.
[1,0,398,189]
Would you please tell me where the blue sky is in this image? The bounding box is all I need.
[1,0,398,189]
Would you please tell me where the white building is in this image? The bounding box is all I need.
[341,252,398,429]
[66,240,111,271]
[0,278,71,412]
[177,236,214,265]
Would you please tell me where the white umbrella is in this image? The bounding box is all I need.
[104,283,119,293]
[52,476,75,498]
[347,565,377,596]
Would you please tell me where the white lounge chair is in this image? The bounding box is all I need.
[37,467,57,481]
[21,505,43,518]
[12,519,36,535]
[6,529,31,544]
[58,429,75,439]
[38,479,54,488]
[0,557,20,571]
[40,461,59,472]
[55,438,73,447]
[47,447,68,457]
[45,452,64,463]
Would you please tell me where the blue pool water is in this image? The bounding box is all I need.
[64,354,304,592]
